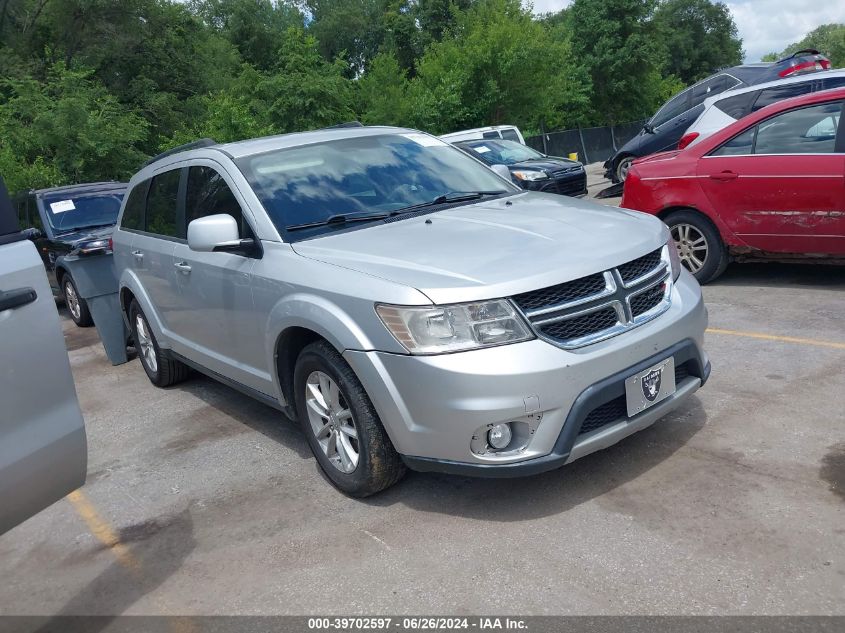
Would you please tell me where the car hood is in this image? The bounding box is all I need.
[291,193,667,305]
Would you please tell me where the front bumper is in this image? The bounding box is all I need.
[343,271,708,476]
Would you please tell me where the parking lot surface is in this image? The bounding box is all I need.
[1,181,843,616]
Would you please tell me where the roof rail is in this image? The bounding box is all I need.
[322,121,364,129]
[142,138,218,168]
[778,49,821,63]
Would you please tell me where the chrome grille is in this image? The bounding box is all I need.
[513,273,606,311]
[513,246,672,349]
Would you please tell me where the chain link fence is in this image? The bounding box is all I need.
[526,120,647,164]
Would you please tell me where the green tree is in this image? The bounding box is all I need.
[762,24,845,67]
[409,0,591,134]
[190,0,303,70]
[568,0,664,125]
[0,64,148,187]
[654,0,743,84]
[357,52,414,126]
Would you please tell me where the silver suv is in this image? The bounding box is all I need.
[113,127,710,496]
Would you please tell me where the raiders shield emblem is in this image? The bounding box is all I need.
[641,367,663,402]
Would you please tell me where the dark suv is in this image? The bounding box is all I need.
[604,49,832,182]
[13,182,127,327]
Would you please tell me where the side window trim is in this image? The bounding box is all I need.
[183,160,260,242]
[707,101,844,157]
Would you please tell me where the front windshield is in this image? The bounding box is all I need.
[42,191,124,233]
[462,139,544,165]
[237,133,518,240]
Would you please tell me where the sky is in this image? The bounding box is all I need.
[528,0,845,64]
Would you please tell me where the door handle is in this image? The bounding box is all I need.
[709,170,738,181]
[132,250,144,260]
[174,261,192,274]
[0,287,37,312]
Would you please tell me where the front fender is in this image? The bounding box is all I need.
[264,293,409,405]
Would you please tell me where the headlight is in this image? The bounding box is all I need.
[511,169,548,181]
[667,240,682,280]
[376,300,533,354]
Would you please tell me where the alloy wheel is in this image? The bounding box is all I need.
[305,370,359,474]
[671,223,708,273]
[617,157,634,182]
[135,314,158,373]
[65,280,81,320]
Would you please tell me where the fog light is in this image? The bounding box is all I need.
[488,423,513,450]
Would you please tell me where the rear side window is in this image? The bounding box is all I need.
[185,166,248,237]
[651,89,691,127]
[500,129,521,142]
[820,76,845,91]
[145,169,182,238]
[119,181,148,231]
[715,91,758,119]
[751,83,813,113]
[691,75,733,108]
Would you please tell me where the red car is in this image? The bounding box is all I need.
[621,87,845,282]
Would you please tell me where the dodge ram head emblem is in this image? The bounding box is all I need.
[641,367,663,402]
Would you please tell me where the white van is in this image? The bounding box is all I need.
[681,69,845,149]
[440,125,526,145]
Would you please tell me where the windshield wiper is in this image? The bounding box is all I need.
[287,211,395,231]
[390,190,508,215]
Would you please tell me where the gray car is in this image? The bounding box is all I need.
[113,127,710,496]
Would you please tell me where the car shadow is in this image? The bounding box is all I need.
[711,262,845,289]
[29,508,195,627]
[366,397,708,522]
[170,374,313,461]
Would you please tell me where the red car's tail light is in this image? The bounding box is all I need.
[678,132,699,150]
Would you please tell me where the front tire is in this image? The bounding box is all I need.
[128,300,190,387]
[294,340,405,497]
[616,156,635,182]
[63,275,93,327]
[664,209,729,283]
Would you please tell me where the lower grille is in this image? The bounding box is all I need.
[578,396,627,436]
[539,307,619,343]
[675,363,690,384]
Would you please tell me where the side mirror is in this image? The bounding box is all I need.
[643,123,655,134]
[490,164,514,183]
[188,214,241,252]
[21,227,42,240]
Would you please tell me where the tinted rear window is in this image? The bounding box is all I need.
[752,83,813,113]
[120,181,148,231]
[145,169,182,238]
[716,91,758,119]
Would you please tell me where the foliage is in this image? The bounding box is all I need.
[568,0,664,125]
[0,0,754,192]
[0,64,148,189]
[762,24,845,67]
[653,0,743,84]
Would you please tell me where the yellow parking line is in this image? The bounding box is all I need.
[707,328,845,350]
[66,490,139,571]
